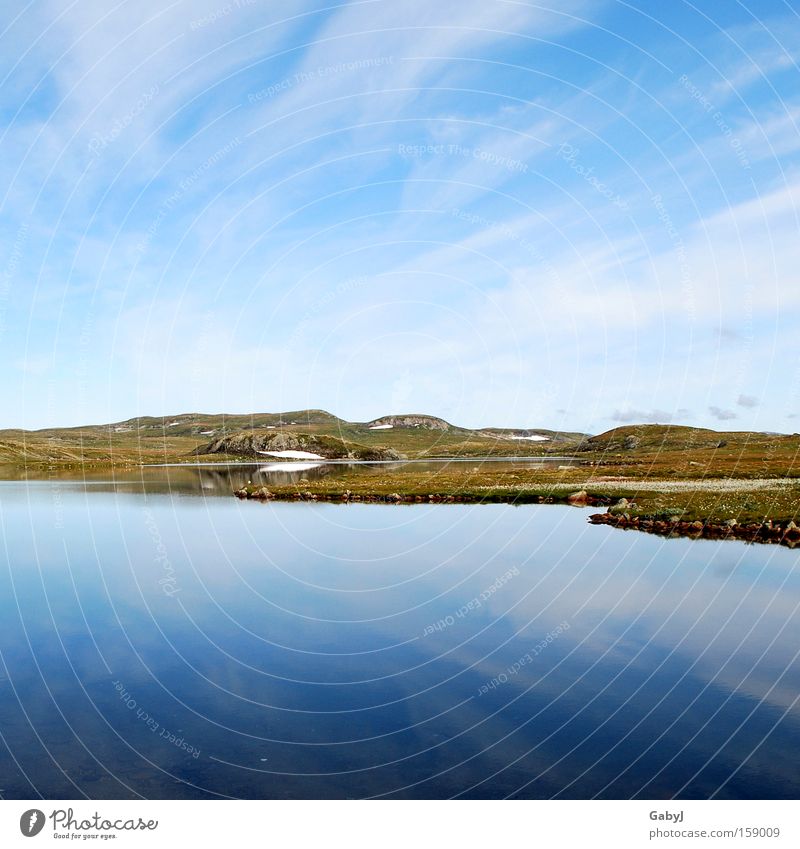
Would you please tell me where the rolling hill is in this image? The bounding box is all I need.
[0,409,588,466]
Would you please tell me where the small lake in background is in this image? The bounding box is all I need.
[0,464,798,799]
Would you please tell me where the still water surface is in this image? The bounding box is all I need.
[0,463,798,798]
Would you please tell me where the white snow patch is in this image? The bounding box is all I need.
[200,430,215,435]
[257,462,323,473]
[257,450,325,460]
[510,434,550,442]
[167,421,181,427]
[369,424,394,430]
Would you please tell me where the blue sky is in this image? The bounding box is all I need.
[1,0,798,432]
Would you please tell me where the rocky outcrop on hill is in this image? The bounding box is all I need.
[194,430,404,461]
[367,414,453,430]
[576,425,727,453]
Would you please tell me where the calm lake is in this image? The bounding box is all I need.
[0,463,798,799]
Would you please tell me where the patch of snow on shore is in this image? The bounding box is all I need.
[510,434,550,441]
[257,450,325,460]
[369,424,393,430]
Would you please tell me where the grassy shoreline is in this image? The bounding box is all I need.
[229,478,800,522]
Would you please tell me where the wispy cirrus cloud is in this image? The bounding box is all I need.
[2,1,800,433]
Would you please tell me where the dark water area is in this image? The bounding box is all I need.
[0,469,798,799]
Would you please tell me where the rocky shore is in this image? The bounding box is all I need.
[233,485,613,507]
[589,510,800,547]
